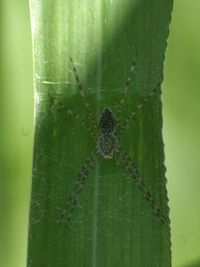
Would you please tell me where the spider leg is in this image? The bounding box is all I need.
[70,57,98,130]
[115,56,137,121]
[60,150,98,225]
[66,108,98,140]
[49,92,98,140]
[117,148,169,224]
[117,80,162,137]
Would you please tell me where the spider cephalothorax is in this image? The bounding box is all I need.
[97,108,119,158]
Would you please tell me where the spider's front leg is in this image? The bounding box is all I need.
[48,91,98,140]
[117,80,162,137]
[60,150,98,225]
[115,56,137,120]
[70,57,98,130]
[117,148,169,225]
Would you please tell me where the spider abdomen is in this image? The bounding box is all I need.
[97,134,118,158]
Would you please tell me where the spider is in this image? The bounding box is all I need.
[50,57,169,226]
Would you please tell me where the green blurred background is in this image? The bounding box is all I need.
[0,1,199,267]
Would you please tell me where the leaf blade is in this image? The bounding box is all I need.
[27,0,173,266]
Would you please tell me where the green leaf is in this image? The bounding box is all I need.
[28,0,173,266]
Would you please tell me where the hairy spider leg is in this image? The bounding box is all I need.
[66,108,97,140]
[118,80,162,137]
[70,57,98,130]
[60,150,98,225]
[49,92,97,140]
[116,57,137,120]
[117,148,169,224]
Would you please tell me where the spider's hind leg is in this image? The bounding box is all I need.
[117,148,169,225]
[60,150,98,226]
